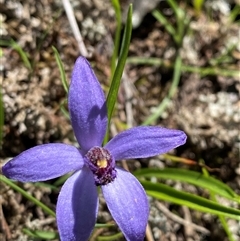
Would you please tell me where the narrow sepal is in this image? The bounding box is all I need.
[2,143,83,182]
[57,168,98,241]
[102,167,149,241]
[105,126,187,160]
[69,57,107,153]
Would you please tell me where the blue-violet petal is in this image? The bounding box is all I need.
[2,143,83,182]
[105,126,187,160]
[57,168,98,241]
[102,167,149,241]
[68,57,108,153]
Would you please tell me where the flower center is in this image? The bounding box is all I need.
[85,147,116,186]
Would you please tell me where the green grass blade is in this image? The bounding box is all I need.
[53,173,71,186]
[95,223,115,228]
[104,4,132,143]
[193,0,205,14]
[134,168,239,202]
[127,56,240,78]
[127,57,166,66]
[0,39,32,70]
[202,167,237,241]
[52,46,68,93]
[229,4,240,22]
[60,99,70,119]
[217,215,237,241]
[0,85,3,149]
[106,4,132,121]
[143,54,181,125]
[181,64,239,77]
[152,10,176,38]
[97,232,123,241]
[1,176,55,217]
[141,180,240,220]
[166,0,183,19]
[34,182,58,191]
[22,229,58,240]
[110,0,122,77]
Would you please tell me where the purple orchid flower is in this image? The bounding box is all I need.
[2,57,187,241]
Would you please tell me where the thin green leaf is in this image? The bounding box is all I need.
[193,0,205,14]
[95,223,115,228]
[127,57,167,66]
[143,54,181,125]
[104,4,132,143]
[52,46,68,93]
[1,176,55,217]
[141,180,240,220]
[153,2,187,46]
[127,56,240,78]
[60,99,70,119]
[202,166,237,241]
[110,0,122,77]
[0,39,32,70]
[229,4,240,22]
[166,0,184,19]
[53,173,71,186]
[97,232,123,241]
[0,86,3,149]
[182,64,239,77]
[152,10,176,37]
[34,182,58,190]
[106,4,132,121]
[217,215,237,241]
[22,229,58,239]
[134,168,239,202]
